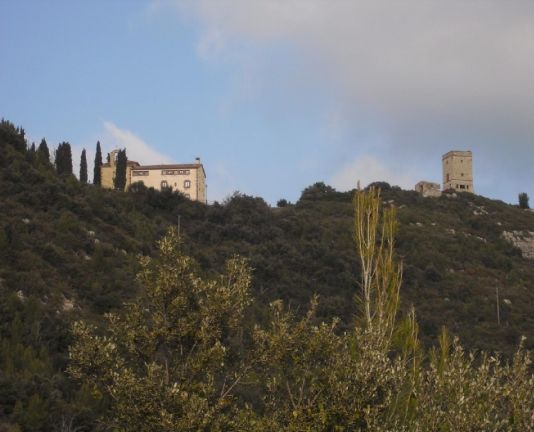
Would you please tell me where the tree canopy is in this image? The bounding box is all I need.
[519,192,530,209]
[55,141,73,176]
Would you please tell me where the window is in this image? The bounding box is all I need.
[460,185,465,189]
[184,180,191,189]
[161,180,169,189]
[132,170,149,176]
[461,173,464,177]
[185,193,190,199]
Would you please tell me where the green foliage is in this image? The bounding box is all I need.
[2,119,534,428]
[277,198,289,207]
[93,140,102,185]
[79,148,88,183]
[37,138,50,165]
[69,227,252,430]
[519,192,530,209]
[114,148,127,191]
[54,141,73,176]
[68,192,534,430]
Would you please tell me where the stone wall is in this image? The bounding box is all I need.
[415,181,441,198]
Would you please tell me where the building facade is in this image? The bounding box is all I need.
[101,151,207,203]
[101,150,141,190]
[442,150,474,193]
[131,158,206,203]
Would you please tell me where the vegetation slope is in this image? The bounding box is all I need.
[1,120,534,429]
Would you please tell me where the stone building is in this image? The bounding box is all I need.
[442,150,474,193]
[101,151,207,203]
[101,150,140,190]
[415,181,441,198]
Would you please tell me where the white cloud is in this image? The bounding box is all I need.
[101,121,171,165]
[68,122,171,182]
[330,155,416,192]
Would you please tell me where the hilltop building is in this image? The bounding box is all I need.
[101,150,140,190]
[415,181,441,198]
[101,150,207,203]
[415,150,474,197]
[442,150,474,193]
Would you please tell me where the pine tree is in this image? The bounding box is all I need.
[113,148,127,191]
[519,192,530,209]
[37,138,50,164]
[79,149,88,183]
[93,141,102,186]
[55,142,73,176]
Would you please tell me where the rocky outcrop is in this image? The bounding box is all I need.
[502,231,534,260]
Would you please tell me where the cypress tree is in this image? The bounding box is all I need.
[28,142,36,162]
[93,141,102,185]
[55,142,73,176]
[114,148,128,191]
[80,149,88,183]
[37,138,50,164]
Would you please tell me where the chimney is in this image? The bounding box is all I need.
[195,157,201,165]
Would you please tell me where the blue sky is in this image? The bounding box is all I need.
[1,1,533,204]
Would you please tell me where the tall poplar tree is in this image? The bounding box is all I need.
[93,141,102,185]
[55,142,73,175]
[113,148,127,191]
[79,149,88,183]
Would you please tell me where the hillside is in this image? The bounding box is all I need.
[1,120,534,428]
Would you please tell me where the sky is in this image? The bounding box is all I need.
[1,0,533,204]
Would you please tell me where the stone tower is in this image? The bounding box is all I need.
[442,150,473,193]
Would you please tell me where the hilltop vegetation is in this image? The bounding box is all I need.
[1,119,534,429]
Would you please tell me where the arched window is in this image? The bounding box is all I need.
[184,180,191,189]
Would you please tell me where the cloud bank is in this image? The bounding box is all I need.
[164,0,534,200]
[174,0,534,132]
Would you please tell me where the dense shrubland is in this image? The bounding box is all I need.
[1,119,534,429]
[69,190,534,431]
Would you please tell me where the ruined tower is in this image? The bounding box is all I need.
[442,150,473,193]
